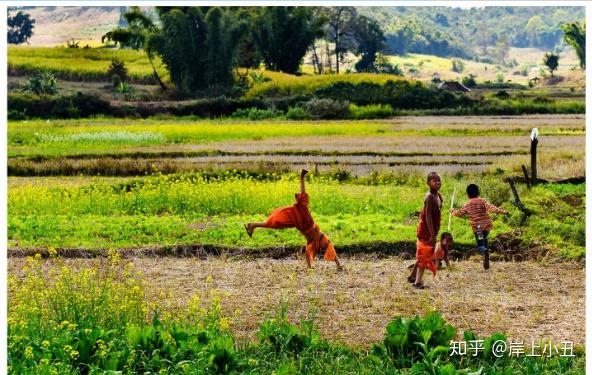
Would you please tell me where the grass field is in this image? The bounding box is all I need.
[7,111,585,373]
[8,115,585,179]
[7,46,169,83]
[386,47,583,86]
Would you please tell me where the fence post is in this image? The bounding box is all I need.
[530,128,538,186]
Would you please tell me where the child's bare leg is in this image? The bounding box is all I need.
[300,169,309,193]
[408,262,418,282]
[334,256,343,271]
[415,266,425,285]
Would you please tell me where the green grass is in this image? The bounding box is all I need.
[8,173,584,260]
[245,72,408,98]
[8,45,168,83]
[8,118,583,158]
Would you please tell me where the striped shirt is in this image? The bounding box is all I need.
[452,197,506,232]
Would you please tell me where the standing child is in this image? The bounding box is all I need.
[408,172,443,289]
[451,184,509,270]
[244,169,342,271]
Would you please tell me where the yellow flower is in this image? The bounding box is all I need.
[48,247,58,258]
[40,358,50,365]
[219,317,231,331]
[34,253,42,260]
[24,346,34,359]
[206,274,214,284]
[70,350,79,360]
[41,340,50,347]
[234,308,242,317]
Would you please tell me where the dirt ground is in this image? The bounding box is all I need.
[8,256,585,348]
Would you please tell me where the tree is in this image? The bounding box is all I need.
[253,7,324,74]
[104,7,244,95]
[102,6,165,90]
[525,15,542,47]
[493,35,510,64]
[7,10,35,44]
[148,7,244,95]
[543,52,559,77]
[353,15,385,72]
[321,7,358,74]
[562,21,585,68]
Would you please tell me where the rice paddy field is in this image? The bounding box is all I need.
[7,114,586,373]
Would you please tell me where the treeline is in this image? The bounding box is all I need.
[363,6,585,59]
[103,6,392,96]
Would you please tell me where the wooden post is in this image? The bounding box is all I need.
[508,178,533,225]
[521,165,531,189]
[530,128,539,186]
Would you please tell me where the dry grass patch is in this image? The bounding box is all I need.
[9,257,584,348]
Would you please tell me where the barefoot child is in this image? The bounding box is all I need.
[244,169,342,270]
[408,172,443,289]
[434,232,453,268]
[451,183,509,270]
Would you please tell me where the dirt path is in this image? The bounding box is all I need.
[9,257,584,348]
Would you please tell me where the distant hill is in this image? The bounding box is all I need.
[13,5,586,61]
[359,6,585,59]
[10,6,122,46]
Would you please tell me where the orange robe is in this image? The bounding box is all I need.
[416,239,437,276]
[264,192,336,264]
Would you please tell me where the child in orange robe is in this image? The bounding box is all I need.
[245,169,342,270]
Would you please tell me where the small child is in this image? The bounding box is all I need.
[434,232,453,268]
[244,169,342,271]
[451,184,509,270]
[408,232,453,283]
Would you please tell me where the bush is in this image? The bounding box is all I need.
[8,92,111,119]
[304,98,349,120]
[372,311,456,368]
[285,106,311,120]
[21,70,58,95]
[451,59,465,73]
[107,59,128,87]
[231,107,278,120]
[348,104,394,119]
[461,74,477,88]
[314,80,473,110]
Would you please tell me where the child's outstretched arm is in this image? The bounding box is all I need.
[450,202,468,218]
[300,169,309,194]
[484,200,509,215]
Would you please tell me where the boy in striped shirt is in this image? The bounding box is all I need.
[451,184,509,269]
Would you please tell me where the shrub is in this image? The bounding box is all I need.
[496,72,505,83]
[304,98,349,120]
[462,74,477,88]
[451,59,465,73]
[231,107,278,120]
[348,104,394,119]
[8,92,111,119]
[372,311,456,368]
[285,106,311,120]
[107,59,129,87]
[494,90,511,99]
[21,70,58,95]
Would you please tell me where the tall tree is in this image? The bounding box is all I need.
[102,6,165,89]
[7,10,35,44]
[254,7,324,74]
[353,15,385,72]
[321,7,358,74]
[105,7,243,95]
[543,52,559,77]
[562,21,585,68]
